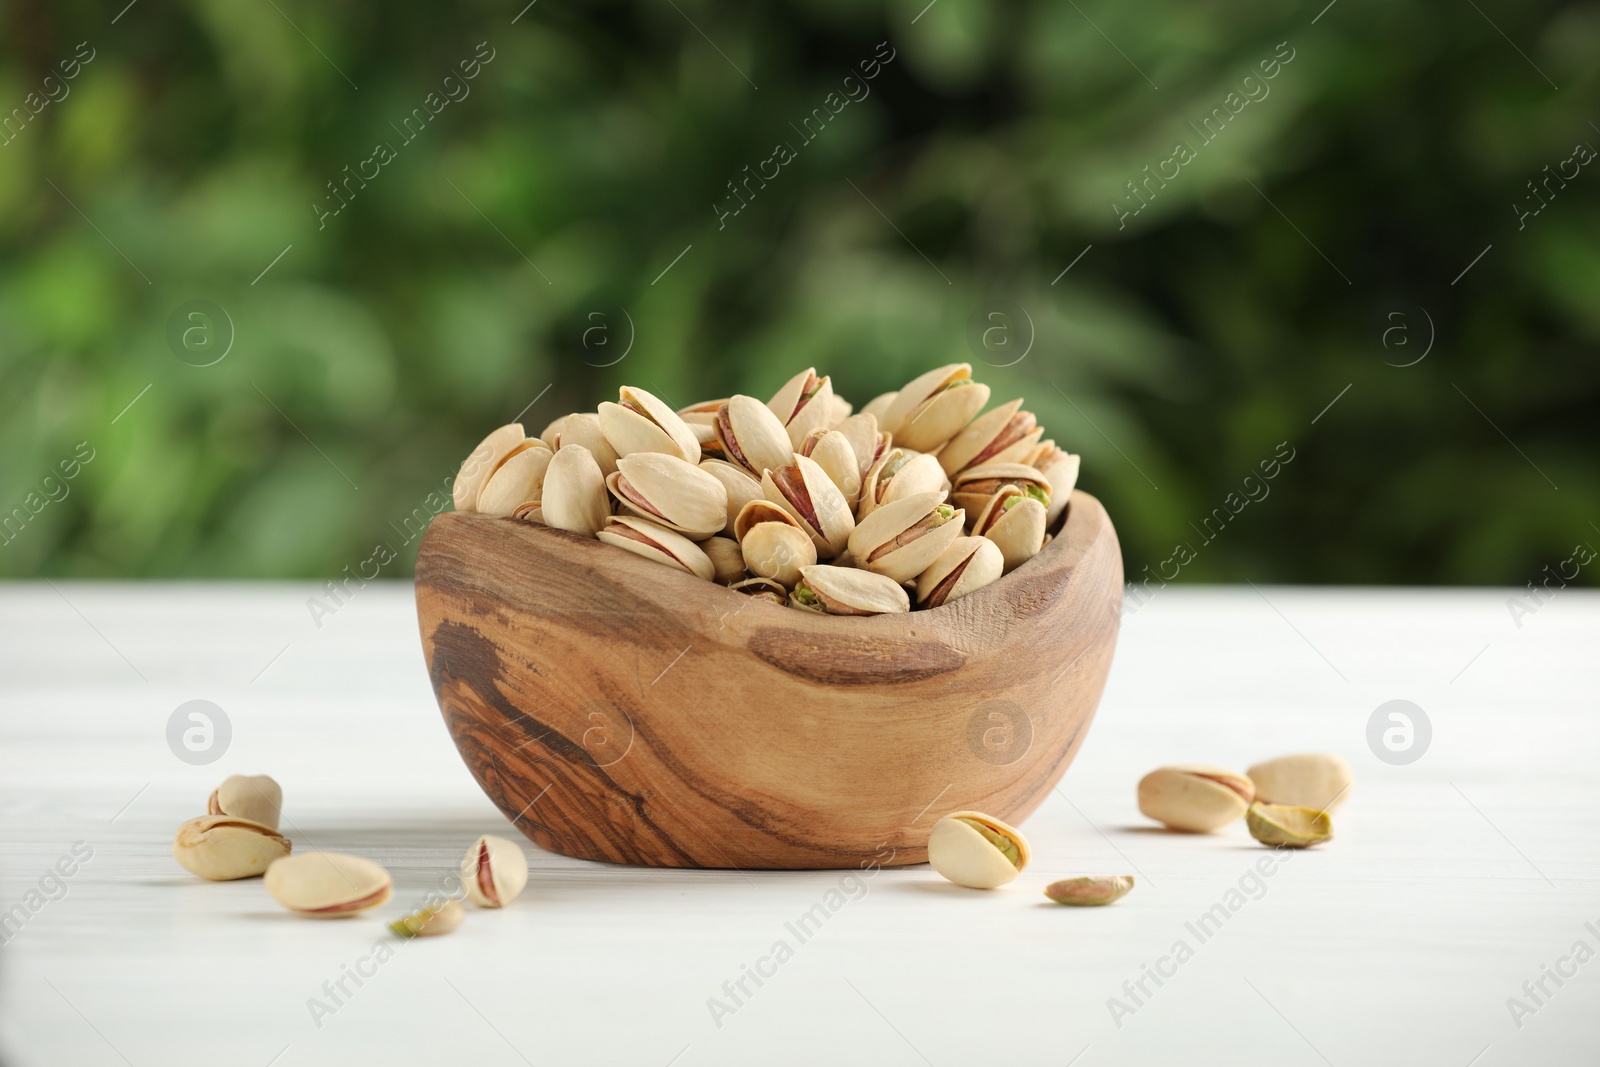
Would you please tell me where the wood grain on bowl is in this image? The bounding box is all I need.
[414,490,1122,869]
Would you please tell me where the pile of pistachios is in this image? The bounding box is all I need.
[451,364,1080,614]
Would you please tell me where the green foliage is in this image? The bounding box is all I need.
[2,0,1596,584]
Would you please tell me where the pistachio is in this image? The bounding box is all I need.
[699,535,747,584]
[730,576,789,603]
[389,899,466,939]
[1246,754,1353,811]
[549,412,619,477]
[1044,875,1135,906]
[542,444,611,537]
[881,364,992,452]
[971,486,1047,573]
[1246,802,1334,848]
[791,564,909,616]
[846,490,964,584]
[265,852,393,918]
[762,454,856,557]
[1028,441,1080,526]
[207,774,283,830]
[825,394,853,425]
[936,399,1043,477]
[950,462,1052,517]
[800,428,863,505]
[598,386,701,463]
[452,424,526,512]
[476,442,555,518]
[735,500,817,588]
[173,816,291,881]
[607,452,728,539]
[914,536,1004,608]
[461,835,529,908]
[715,395,793,478]
[1138,765,1255,832]
[857,447,947,520]
[834,412,888,481]
[699,458,765,530]
[927,810,1030,889]
[861,390,898,423]
[767,368,837,449]
[538,414,571,447]
[598,516,716,580]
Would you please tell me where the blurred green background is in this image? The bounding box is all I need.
[3,0,1597,584]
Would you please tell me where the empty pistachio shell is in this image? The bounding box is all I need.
[847,490,964,584]
[598,386,701,463]
[882,364,991,452]
[1246,754,1353,811]
[461,835,529,908]
[1045,875,1135,906]
[730,576,788,603]
[390,899,466,939]
[476,442,555,518]
[972,486,1047,573]
[173,816,291,881]
[857,448,947,520]
[598,516,716,580]
[915,536,1004,608]
[791,564,909,615]
[552,412,620,477]
[1246,802,1334,848]
[1029,442,1079,526]
[767,368,835,449]
[699,535,747,585]
[265,853,393,917]
[543,444,611,537]
[699,458,765,530]
[608,452,728,539]
[715,395,793,478]
[207,774,283,830]
[927,810,1030,889]
[762,454,855,558]
[936,399,1042,477]
[800,428,863,505]
[452,424,526,512]
[1138,765,1255,832]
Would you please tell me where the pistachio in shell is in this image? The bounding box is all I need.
[1029,441,1079,526]
[542,444,611,537]
[927,811,1030,889]
[800,427,863,505]
[715,394,793,478]
[699,458,764,530]
[173,816,291,881]
[881,364,991,452]
[699,535,747,584]
[767,368,835,449]
[476,442,555,518]
[207,774,283,830]
[452,424,525,512]
[1246,802,1334,848]
[1044,875,1135,906]
[1137,765,1255,832]
[1246,754,1353,812]
[914,535,1004,608]
[598,386,700,463]
[834,412,887,481]
[736,500,817,588]
[461,835,529,907]
[790,564,909,615]
[950,462,1051,517]
[607,452,728,539]
[936,399,1042,477]
[265,852,393,917]
[598,516,716,580]
[861,390,898,423]
[846,490,964,584]
[550,412,619,477]
[857,447,947,520]
[971,485,1048,573]
[762,454,856,558]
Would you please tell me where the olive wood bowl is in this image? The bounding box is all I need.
[414,489,1122,869]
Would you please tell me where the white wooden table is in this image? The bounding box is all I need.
[1,583,1595,1066]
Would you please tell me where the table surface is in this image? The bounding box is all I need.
[0,582,1595,1067]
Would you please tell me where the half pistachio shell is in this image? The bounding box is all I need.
[551,412,619,477]
[715,395,793,479]
[846,490,964,584]
[265,852,393,917]
[881,364,992,453]
[1246,802,1334,848]
[735,500,816,588]
[452,423,525,512]
[208,774,283,830]
[937,399,1042,477]
[461,835,529,908]
[173,816,291,881]
[598,386,700,463]
[791,564,909,615]
[1246,754,1354,811]
[915,536,1003,608]
[543,444,611,537]
[1138,765,1255,832]
[927,811,1030,889]
[477,442,555,518]
[699,535,747,585]
[801,428,863,506]
[607,452,728,539]
[730,576,788,603]
[951,462,1051,516]
[767,368,835,449]
[1045,875,1135,906]
[1030,441,1080,526]
[858,448,947,520]
[972,486,1047,573]
[762,454,855,558]
[699,458,764,531]
[598,516,716,580]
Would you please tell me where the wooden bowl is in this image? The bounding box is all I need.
[414,490,1122,869]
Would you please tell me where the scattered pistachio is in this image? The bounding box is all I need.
[264,853,393,918]
[927,810,1030,889]
[207,774,283,830]
[1246,753,1353,811]
[1138,765,1255,832]
[390,899,466,939]
[461,835,529,908]
[173,815,291,881]
[1246,802,1333,848]
[1044,875,1135,906]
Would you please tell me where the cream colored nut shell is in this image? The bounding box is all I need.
[858,449,946,519]
[555,412,619,477]
[846,491,963,585]
[927,810,1030,889]
[597,516,716,580]
[609,452,728,539]
[1246,753,1353,811]
[762,454,855,558]
[915,536,1003,608]
[543,444,611,537]
[768,368,835,449]
[742,522,816,588]
[453,424,525,512]
[797,564,909,615]
[802,428,862,505]
[973,488,1047,574]
[1246,802,1334,848]
[264,852,393,917]
[700,459,764,530]
[173,816,290,881]
[1138,765,1255,832]
[208,774,283,830]
[476,443,554,518]
[716,394,793,477]
[461,834,529,908]
[699,536,747,585]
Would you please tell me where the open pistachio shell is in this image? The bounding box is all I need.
[607,452,728,539]
[265,852,393,917]
[461,835,529,907]
[452,424,526,512]
[1138,765,1255,832]
[699,535,747,584]
[801,428,863,505]
[882,364,991,452]
[730,576,788,603]
[762,454,855,558]
[927,810,1030,889]
[1246,754,1353,811]
[173,816,291,881]
[476,443,555,518]
[972,486,1047,573]
[834,413,884,481]
[715,395,793,478]
[937,399,1042,477]
[543,444,611,537]
[861,391,898,423]
[207,774,284,830]
[598,516,717,580]
[792,564,909,615]
[858,448,947,520]
[767,368,836,449]
[847,490,964,584]
[678,398,730,427]
[598,386,700,463]
[1030,441,1080,526]
[698,458,764,531]
[1246,802,1334,848]
[554,412,620,477]
[950,462,1051,516]
[914,536,1003,608]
